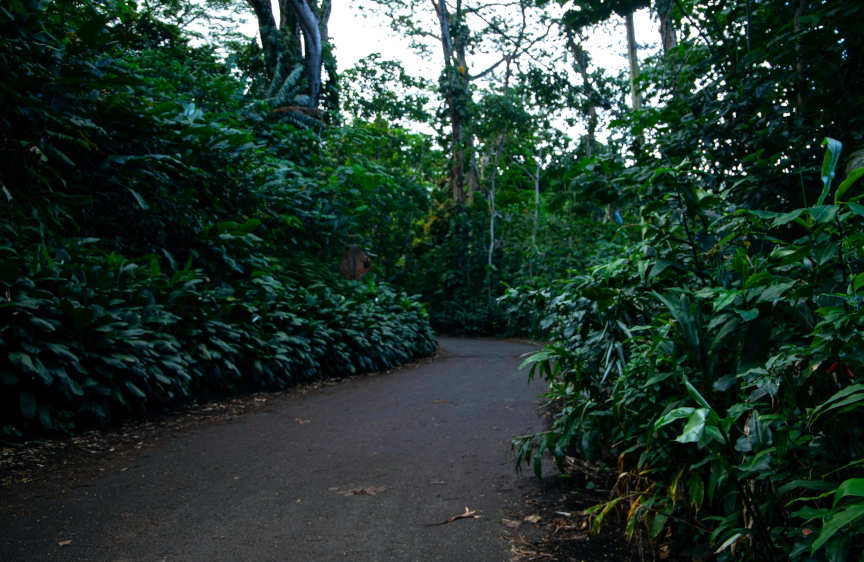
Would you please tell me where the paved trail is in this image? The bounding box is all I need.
[1,338,545,561]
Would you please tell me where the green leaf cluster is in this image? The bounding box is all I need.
[509,138,864,560]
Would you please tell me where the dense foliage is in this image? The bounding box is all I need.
[510,142,864,559]
[504,0,864,559]
[0,1,435,439]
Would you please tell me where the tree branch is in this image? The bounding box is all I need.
[469,56,509,80]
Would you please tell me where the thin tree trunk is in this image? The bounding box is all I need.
[531,162,540,250]
[433,0,467,203]
[488,184,495,270]
[488,132,506,271]
[450,113,467,204]
[453,3,478,199]
[793,0,807,115]
[571,41,597,157]
[625,11,642,111]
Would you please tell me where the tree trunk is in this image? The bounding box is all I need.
[248,0,290,80]
[487,135,505,302]
[450,108,467,203]
[434,0,472,204]
[625,11,642,111]
[246,0,330,109]
[569,38,597,157]
[487,182,495,269]
[624,9,643,176]
[657,0,677,56]
[793,0,807,115]
[277,0,302,57]
[288,0,324,107]
[531,162,540,250]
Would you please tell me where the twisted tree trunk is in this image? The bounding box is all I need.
[246,0,331,109]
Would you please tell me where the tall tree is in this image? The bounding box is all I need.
[434,0,475,203]
[369,0,549,203]
[245,0,332,111]
[623,10,641,110]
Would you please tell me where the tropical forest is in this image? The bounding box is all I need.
[1,0,863,560]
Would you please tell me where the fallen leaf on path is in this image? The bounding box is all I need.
[58,539,72,546]
[293,418,311,424]
[524,514,542,524]
[432,400,449,404]
[425,506,481,526]
[502,518,521,528]
[333,486,386,496]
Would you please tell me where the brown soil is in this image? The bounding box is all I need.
[502,461,649,562]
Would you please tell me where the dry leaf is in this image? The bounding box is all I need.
[294,418,311,424]
[524,514,542,524]
[58,540,72,546]
[502,518,521,528]
[425,506,480,526]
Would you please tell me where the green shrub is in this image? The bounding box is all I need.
[0,1,436,440]
[512,140,864,560]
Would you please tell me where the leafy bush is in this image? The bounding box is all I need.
[0,1,436,439]
[512,140,864,560]
[0,243,434,438]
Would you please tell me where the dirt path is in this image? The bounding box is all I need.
[0,338,547,561]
